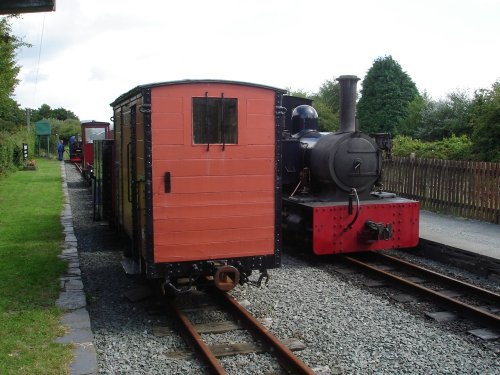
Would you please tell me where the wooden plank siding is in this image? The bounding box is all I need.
[150,83,278,263]
[384,157,500,224]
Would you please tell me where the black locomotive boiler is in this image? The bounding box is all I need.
[281,75,419,254]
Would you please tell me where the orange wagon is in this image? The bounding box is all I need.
[110,80,285,292]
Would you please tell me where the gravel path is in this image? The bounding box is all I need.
[65,163,499,374]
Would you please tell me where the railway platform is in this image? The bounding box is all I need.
[419,210,499,260]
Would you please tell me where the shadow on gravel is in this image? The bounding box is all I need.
[66,180,88,189]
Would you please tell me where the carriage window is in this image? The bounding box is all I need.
[193,97,237,145]
[85,127,107,143]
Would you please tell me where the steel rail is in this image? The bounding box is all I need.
[166,299,228,375]
[72,161,83,174]
[342,255,500,330]
[209,289,316,375]
[374,252,500,304]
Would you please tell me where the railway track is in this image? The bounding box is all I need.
[164,288,315,375]
[340,252,500,332]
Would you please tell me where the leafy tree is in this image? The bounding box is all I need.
[399,89,474,141]
[0,17,20,106]
[398,92,429,138]
[357,55,419,135]
[313,100,339,132]
[286,88,309,99]
[469,81,500,161]
[446,90,473,137]
[0,16,30,128]
[50,119,81,141]
[31,103,79,122]
[311,78,340,132]
[33,104,52,121]
[51,107,78,121]
[421,92,471,141]
[315,79,340,113]
[288,79,341,132]
[0,98,25,131]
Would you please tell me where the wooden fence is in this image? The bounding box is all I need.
[383,157,500,224]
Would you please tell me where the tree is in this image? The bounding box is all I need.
[313,100,339,132]
[397,92,429,138]
[0,16,29,127]
[31,103,79,122]
[469,81,500,161]
[446,90,473,137]
[288,79,342,132]
[311,78,341,132]
[418,92,472,141]
[0,97,25,131]
[398,89,474,141]
[51,107,78,121]
[357,55,419,135]
[50,119,81,141]
[315,79,340,113]
[31,104,52,121]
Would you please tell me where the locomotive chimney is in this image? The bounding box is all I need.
[337,75,360,133]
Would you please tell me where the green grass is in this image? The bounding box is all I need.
[0,159,72,374]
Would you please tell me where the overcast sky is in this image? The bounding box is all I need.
[10,0,500,122]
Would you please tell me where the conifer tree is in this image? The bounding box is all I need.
[357,55,419,134]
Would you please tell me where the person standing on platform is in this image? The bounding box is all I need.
[57,140,64,161]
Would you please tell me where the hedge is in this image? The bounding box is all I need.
[392,134,474,160]
[0,129,35,176]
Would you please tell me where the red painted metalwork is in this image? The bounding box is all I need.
[312,199,420,254]
[80,121,110,175]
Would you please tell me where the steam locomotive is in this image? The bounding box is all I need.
[281,75,419,254]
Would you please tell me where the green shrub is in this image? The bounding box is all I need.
[0,129,35,176]
[392,134,473,160]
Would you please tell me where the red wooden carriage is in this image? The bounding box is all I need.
[110,80,284,291]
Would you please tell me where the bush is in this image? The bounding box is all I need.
[392,134,473,160]
[0,128,35,176]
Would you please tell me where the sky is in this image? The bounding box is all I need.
[9,0,500,122]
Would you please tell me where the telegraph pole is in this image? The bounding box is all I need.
[26,108,31,133]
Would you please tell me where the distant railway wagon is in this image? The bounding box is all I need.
[80,121,111,179]
[109,80,284,292]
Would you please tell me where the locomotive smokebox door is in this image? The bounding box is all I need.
[309,132,380,199]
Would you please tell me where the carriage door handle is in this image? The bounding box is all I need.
[164,172,171,193]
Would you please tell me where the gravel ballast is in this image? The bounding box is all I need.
[65,163,499,374]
